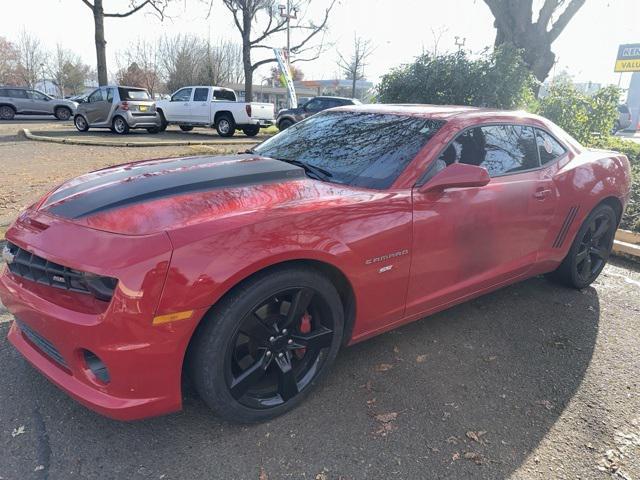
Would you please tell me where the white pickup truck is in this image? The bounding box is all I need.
[156,86,275,137]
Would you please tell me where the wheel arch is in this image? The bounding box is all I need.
[277,116,295,128]
[0,103,17,112]
[214,110,234,124]
[598,195,623,226]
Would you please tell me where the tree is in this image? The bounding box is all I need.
[337,35,373,98]
[377,46,535,110]
[268,63,304,86]
[221,0,336,101]
[0,37,20,85]
[116,39,162,95]
[483,0,586,83]
[15,30,46,88]
[48,45,91,96]
[80,0,172,86]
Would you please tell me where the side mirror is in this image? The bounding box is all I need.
[419,163,490,193]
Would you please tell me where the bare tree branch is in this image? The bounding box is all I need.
[548,0,586,41]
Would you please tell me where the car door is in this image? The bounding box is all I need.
[83,88,105,124]
[190,87,210,124]
[26,90,52,114]
[405,123,558,318]
[93,87,115,124]
[165,88,193,122]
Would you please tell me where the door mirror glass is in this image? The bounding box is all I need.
[419,163,490,193]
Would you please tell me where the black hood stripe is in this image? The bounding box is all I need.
[46,157,305,219]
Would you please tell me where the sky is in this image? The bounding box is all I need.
[3,0,639,90]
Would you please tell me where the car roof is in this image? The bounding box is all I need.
[313,96,356,101]
[332,103,545,122]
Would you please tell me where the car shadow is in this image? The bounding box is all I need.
[1,276,600,479]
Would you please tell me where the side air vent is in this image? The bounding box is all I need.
[553,206,580,248]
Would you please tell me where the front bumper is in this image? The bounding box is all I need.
[0,211,205,420]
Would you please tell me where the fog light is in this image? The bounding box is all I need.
[82,350,110,384]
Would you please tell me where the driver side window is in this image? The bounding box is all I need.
[172,88,192,102]
[88,89,103,103]
[305,98,323,111]
[27,90,48,100]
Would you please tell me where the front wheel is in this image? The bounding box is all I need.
[278,118,293,131]
[112,115,130,134]
[74,115,89,132]
[189,267,344,423]
[242,125,260,137]
[547,203,617,289]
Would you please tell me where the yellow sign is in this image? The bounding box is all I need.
[615,44,640,72]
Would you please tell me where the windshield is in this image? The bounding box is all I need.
[254,111,444,189]
[118,88,151,101]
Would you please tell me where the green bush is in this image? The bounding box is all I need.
[377,45,535,109]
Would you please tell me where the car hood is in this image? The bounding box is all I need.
[278,107,303,117]
[35,154,360,236]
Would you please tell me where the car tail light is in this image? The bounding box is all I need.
[246,104,252,117]
[120,101,129,111]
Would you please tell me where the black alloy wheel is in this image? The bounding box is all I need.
[190,267,344,423]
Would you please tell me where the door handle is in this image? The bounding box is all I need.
[533,188,552,200]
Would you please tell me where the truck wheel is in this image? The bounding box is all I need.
[215,114,236,137]
[242,125,260,137]
[189,266,344,423]
[179,125,194,132]
[278,118,293,130]
[158,111,168,132]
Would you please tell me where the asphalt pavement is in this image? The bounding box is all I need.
[1,258,639,480]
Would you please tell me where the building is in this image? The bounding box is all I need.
[294,79,374,101]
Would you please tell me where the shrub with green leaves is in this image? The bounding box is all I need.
[377,45,535,110]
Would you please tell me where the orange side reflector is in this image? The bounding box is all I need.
[152,310,194,326]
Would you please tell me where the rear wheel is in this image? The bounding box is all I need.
[158,111,168,132]
[179,125,193,132]
[190,267,344,423]
[547,204,617,289]
[74,115,89,132]
[112,115,129,134]
[54,107,72,121]
[0,105,15,120]
[215,114,235,137]
[242,125,260,137]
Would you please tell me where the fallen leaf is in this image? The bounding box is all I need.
[393,345,400,353]
[416,354,428,363]
[451,452,460,461]
[375,363,393,372]
[259,466,268,480]
[447,436,460,445]
[315,473,328,480]
[11,426,25,438]
[34,466,44,472]
[362,381,374,392]
[485,355,498,362]
[366,398,377,407]
[536,400,554,410]
[375,412,398,423]
[466,430,487,444]
[464,452,484,465]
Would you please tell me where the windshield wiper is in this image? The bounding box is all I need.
[272,158,333,181]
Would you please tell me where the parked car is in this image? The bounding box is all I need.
[0,86,77,120]
[73,86,161,134]
[613,104,632,133]
[276,96,361,130]
[0,105,631,423]
[156,86,275,137]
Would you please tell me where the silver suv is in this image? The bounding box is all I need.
[0,87,78,120]
[74,86,161,134]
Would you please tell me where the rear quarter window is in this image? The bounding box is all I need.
[118,88,150,101]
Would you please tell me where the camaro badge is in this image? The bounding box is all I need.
[365,249,409,265]
[1,245,15,265]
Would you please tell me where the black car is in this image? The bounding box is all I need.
[276,96,361,130]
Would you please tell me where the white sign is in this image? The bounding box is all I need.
[273,48,298,108]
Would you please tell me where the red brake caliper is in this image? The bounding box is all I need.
[295,312,312,358]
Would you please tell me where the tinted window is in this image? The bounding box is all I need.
[118,88,150,100]
[536,129,566,165]
[88,89,103,103]
[304,98,324,111]
[4,89,27,99]
[171,88,192,102]
[27,90,49,100]
[213,89,236,101]
[441,125,538,177]
[0,89,6,97]
[194,88,209,102]
[254,111,444,189]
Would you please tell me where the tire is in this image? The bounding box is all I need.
[242,125,260,137]
[189,266,344,423]
[112,115,130,134]
[147,127,160,134]
[215,114,236,137]
[74,115,89,132]
[179,125,194,132]
[158,111,168,132]
[0,105,16,120]
[54,107,72,121]
[278,118,293,131]
[547,203,617,289]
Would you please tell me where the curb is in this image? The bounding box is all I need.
[19,128,261,148]
[613,229,640,262]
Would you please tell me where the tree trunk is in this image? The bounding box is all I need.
[351,76,356,98]
[93,0,108,85]
[242,9,253,102]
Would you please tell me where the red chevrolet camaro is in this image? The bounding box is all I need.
[0,105,631,422]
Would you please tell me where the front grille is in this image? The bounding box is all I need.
[16,320,69,369]
[4,242,117,301]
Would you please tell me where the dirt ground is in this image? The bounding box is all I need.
[1,121,639,479]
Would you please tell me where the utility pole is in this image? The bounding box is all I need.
[454,36,466,53]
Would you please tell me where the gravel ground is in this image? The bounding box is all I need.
[0,125,639,479]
